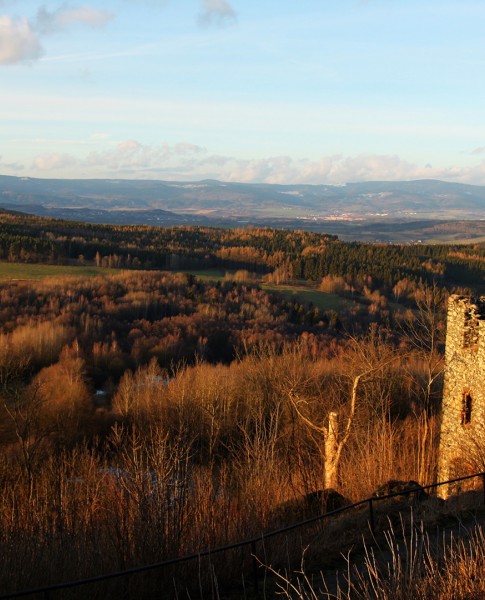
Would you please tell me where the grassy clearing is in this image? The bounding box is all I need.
[178,268,230,281]
[0,261,118,280]
[0,261,348,312]
[262,284,347,311]
[180,268,348,311]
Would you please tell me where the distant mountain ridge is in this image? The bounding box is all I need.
[1,175,485,241]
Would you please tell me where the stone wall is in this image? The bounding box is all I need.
[437,295,485,497]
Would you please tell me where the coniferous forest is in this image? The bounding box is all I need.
[0,210,484,598]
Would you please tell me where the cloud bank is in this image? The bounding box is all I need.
[25,141,485,186]
[0,16,43,64]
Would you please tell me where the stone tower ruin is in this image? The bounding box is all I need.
[437,295,485,496]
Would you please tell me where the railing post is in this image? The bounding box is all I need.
[368,498,375,533]
[251,540,259,595]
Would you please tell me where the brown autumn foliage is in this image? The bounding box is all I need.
[0,270,449,598]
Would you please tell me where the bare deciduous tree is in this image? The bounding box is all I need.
[401,282,446,482]
[286,330,400,490]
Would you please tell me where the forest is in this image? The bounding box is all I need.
[0,210,483,598]
[2,209,485,294]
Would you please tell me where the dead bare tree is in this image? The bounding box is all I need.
[286,330,400,490]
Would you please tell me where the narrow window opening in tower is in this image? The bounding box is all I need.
[461,391,472,425]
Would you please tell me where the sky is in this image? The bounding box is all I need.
[2,0,485,185]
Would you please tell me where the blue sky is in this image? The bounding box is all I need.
[2,0,485,184]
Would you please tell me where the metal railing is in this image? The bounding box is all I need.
[1,471,484,599]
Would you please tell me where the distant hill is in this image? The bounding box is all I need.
[2,175,485,241]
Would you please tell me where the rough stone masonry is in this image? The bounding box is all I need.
[437,295,485,497]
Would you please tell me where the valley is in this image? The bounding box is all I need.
[3,175,485,242]
[0,209,483,598]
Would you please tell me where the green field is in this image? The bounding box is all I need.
[179,268,230,281]
[180,268,347,311]
[0,263,348,311]
[261,284,346,311]
[0,262,118,280]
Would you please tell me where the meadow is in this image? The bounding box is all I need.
[261,283,346,311]
[179,267,348,311]
[0,261,118,280]
[0,260,348,313]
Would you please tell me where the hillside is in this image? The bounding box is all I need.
[3,175,485,241]
[1,209,484,597]
[2,209,485,293]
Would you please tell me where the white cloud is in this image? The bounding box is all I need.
[117,139,142,154]
[57,5,113,27]
[27,142,485,186]
[0,16,43,64]
[36,4,114,34]
[90,132,111,140]
[82,140,206,174]
[198,0,237,25]
[0,5,113,65]
[0,156,24,171]
[173,142,206,155]
[32,152,78,171]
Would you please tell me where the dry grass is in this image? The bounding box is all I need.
[268,516,485,600]
[0,342,447,598]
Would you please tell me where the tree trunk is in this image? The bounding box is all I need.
[324,411,339,489]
